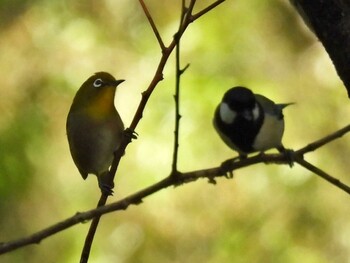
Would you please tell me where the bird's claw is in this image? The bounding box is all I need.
[219,154,248,178]
[99,183,114,196]
[220,158,237,179]
[283,149,295,168]
[124,128,138,141]
[208,177,217,184]
[98,173,114,196]
[278,146,295,167]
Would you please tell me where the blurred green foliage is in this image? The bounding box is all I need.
[1,0,350,262]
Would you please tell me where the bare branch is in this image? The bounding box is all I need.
[171,0,189,175]
[296,124,350,155]
[80,195,107,263]
[295,157,350,195]
[192,0,226,20]
[138,0,166,51]
[1,123,350,255]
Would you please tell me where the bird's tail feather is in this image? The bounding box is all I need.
[277,102,295,110]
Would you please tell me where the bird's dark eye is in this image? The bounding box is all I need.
[93,78,103,88]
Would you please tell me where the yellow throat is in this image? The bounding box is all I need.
[87,87,116,119]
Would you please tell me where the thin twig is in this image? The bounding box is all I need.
[79,195,107,263]
[187,0,197,16]
[171,39,182,173]
[171,0,188,174]
[192,0,226,20]
[295,157,350,194]
[296,124,350,155]
[128,0,226,156]
[138,0,166,51]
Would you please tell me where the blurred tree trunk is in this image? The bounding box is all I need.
[291,0,350,97]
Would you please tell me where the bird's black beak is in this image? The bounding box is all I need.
[113,79,125,86]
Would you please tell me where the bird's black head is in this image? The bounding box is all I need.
[222,86,256,112]
[88,72,125,89]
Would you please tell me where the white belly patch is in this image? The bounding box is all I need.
[253,114,284,151]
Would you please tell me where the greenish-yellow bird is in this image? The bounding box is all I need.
[67,72,125,195]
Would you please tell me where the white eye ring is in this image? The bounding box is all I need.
[93,78,103,88]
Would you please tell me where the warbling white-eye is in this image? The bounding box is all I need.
[66,72,125,195]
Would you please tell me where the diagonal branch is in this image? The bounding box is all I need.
[1,123,350,255]
[192,0,226,20]
[138,0,166,51]
[79,195,107,263]
[295,157,350,194]
[296,124,350,155]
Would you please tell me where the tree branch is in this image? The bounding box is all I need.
[138,0,166,51]
[295,124,350,155]
[290,0,350,97]
[192,0,226,20]
[171,0,191,175]
[79,196,106,263]
[1,123,350,255]
[295,157,350,195]
[79,1,226,262]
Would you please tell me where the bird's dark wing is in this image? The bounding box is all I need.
[255,94,294,119]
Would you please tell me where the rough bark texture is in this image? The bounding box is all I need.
[291,0,350,97]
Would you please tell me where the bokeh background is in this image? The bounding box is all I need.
[1,0,350,262]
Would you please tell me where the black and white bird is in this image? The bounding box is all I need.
[213,86,292,159]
